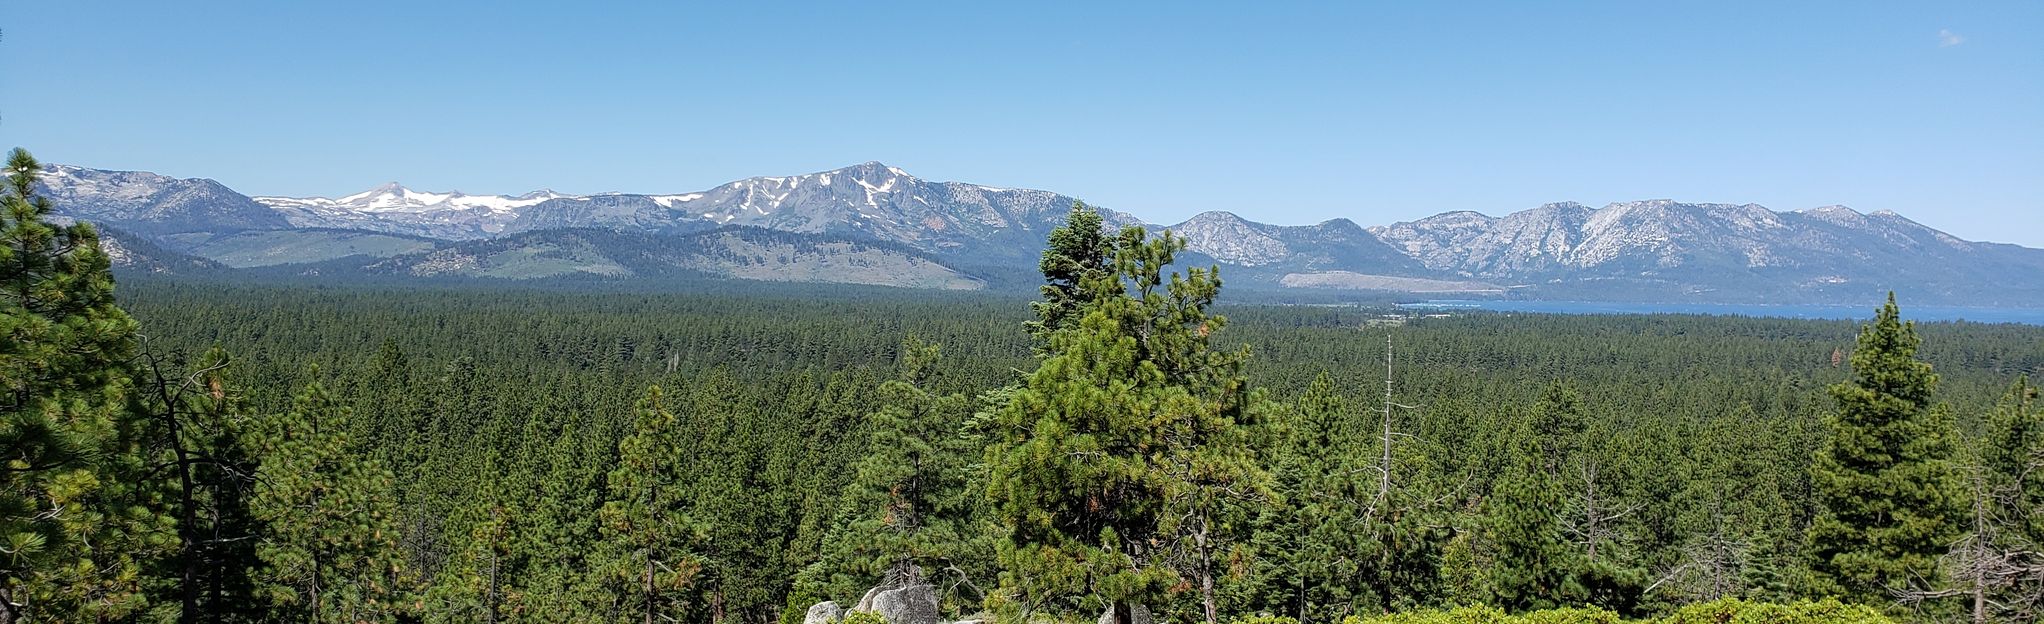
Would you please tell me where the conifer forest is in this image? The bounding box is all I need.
[6,149,2044,624]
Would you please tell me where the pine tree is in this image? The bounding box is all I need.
[250,377,411,623]
[1488,422,1580,612]
[513,410,609,620]
[1023,202,1112,347]
[1529,382,1587,478]
[425,451,523,624]
[137,346,265,623]
[0,147,164,622]
[1983,375,2041,549]
[1437,530,1490,607]
[986,223,1267,624]
[1251,374,1373,622]
[794,339,989,611]
[1156,362,1269,624]
[671,371,778,624]
[1957,375,2043,621]
[1658,410,1795,606]
[593,386,704,624]
[1806,293,1965,606]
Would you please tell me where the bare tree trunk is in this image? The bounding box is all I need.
[170,419,202,622]
[311,555,323,624]
[486,549,501,624]
[1971,470,1989,624]
[643,554,656,624]
[1583,462,1600,564]
[1974,577,1986,624]
[713,587,727,624]
[144,355,216,624]
[1197,518,1218,624]
[1295,569,1306,624]
[1379,334,1394,505]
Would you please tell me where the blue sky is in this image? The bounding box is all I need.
[3,1,2039,245]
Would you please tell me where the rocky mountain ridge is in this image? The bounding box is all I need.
[32,161,2044,305]
[243,162,1147,261]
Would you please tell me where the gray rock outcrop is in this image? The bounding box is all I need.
[803,601,845,624]
[869,583,941,624]
[1097,603,1153,624]
[853,585,888,612]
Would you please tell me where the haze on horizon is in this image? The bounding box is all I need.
[1,1,2038,245]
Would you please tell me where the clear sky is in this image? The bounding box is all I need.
[2,1,2039,245]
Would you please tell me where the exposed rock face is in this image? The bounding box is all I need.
[869,584,941,624]
[36,164,291,235]
[94,227,226,274]
[1369,200,1990,278]
[1096,603,1154,624]
[259,161,1134,261]
[38,159,2044,304]
[1171,211,1291,266]
[1165,212,1422,275]
[853,585,888,612]
[838,582,942,624]
[804,601,846,624]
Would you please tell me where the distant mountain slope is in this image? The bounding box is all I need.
[1167,211,1426,276]
[37,164,291,235]
[354,227,986,290]
[246,162,1152,265]
[97,227,226,274]
[159,229,441,268]
[31,160,2044,304]
[507,162,1139,262]
[256,183,574,239]
[1372,200,2044,304]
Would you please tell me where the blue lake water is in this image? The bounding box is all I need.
[1397,300,2044,326]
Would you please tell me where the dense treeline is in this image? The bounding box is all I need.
[7,152,2044,623]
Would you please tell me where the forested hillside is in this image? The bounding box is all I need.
[8,152,2044,623]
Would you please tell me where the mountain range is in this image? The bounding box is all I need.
[34,162,2044,306]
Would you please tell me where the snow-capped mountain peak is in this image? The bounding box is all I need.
[257,183,578,215]
[31,159,2044,305]
[249,183,583,237]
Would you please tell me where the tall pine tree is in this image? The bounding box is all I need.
[1487,422,1580,612]
[1247,374,1374,622]
[593,386,704,624]
[794,339,990,612]
[1806,294,1964,606]
[987,221,1267,624]
[1963,375,2044,621]
[0,147,166,622]
[250,377,411,623]
[1023,202,1112,347]
[137,346,265,623]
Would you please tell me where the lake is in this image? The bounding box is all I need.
[1398,300,2044,326]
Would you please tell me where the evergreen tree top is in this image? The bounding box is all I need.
[1837,293,1939,417]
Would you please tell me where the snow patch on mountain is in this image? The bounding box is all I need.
[39,159,2043,304]
[257,184,574,215]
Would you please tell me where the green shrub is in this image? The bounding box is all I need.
[1334,600,1892,624]
[1231,616,1301,624]
[844,611,888,624]
[1344,605,1513,624]
[1520,607,1623,624]
[1658,598,1892,624]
